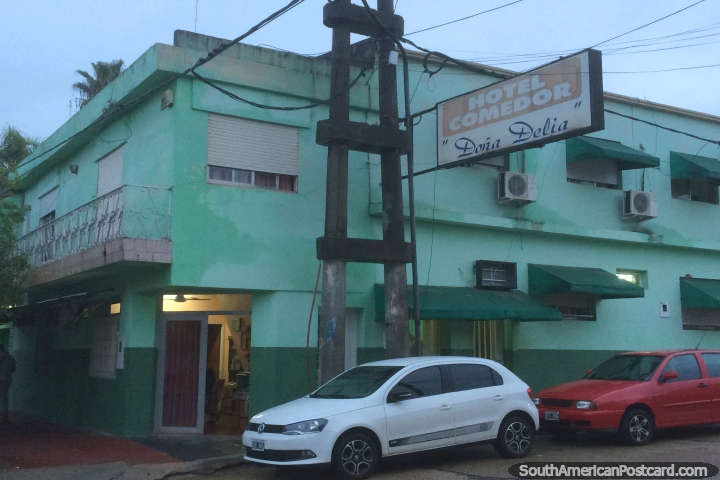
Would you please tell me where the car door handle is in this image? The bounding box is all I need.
[440,404,452,411]
[698,383,709,388]
[494,395,507,401]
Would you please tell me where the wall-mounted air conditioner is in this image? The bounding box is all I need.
[622,190,657,221]
[498,171,537,205]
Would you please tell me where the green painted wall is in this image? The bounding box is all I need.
[513,349,623,392]
[82,348,157,436]
[249,347,317,417]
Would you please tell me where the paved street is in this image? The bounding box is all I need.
[192,426,720,479]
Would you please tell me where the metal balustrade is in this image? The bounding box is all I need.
[17,186,171,269]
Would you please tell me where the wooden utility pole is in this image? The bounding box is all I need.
[377,0,409,359]
[317,0,411,383]
[317,0,351,385]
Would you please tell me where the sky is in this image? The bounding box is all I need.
[1,0,719,141]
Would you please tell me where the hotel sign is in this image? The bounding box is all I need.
[437,49,604,167]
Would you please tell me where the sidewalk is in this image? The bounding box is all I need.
[0,412,246,480]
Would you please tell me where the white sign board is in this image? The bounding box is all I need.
[437,49,604,167]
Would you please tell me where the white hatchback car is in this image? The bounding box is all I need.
[242,356,539,479]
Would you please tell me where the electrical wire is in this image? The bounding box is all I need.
[604,109,720,146]
[191,41,376,111]
[405,0,525,36]
[589,0,706,49]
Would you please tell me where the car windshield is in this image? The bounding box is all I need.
[586,354,665,381]
[310,366,403,399]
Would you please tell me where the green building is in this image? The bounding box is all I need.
[4,30,719,437]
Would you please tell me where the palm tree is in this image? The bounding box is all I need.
[0,126,39,169]
[73,59,124,104]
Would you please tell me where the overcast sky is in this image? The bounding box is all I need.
[1,0,718,141]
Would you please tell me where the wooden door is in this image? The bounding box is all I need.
[155,314,207,433]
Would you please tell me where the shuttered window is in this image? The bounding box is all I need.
[39,187,59,225]
[566,158,619,189]
[89,316,119,379]
[207,114,299,192]
[97,147,124,197]
[537,293,596,321]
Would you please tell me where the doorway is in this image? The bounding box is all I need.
[422,319,503,363]
[156,293,252,435]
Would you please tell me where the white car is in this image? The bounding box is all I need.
[242,356,539,479]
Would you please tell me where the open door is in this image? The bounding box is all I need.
[155,313,208,433]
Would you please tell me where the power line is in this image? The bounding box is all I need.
[590,0,706,48]
[604,109,720,146]
[405,0,525,36]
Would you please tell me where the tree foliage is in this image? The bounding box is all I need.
[1,125,39,168]
[73,59,124,103]
[0,127,33,316]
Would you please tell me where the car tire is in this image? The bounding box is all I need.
[618,408,654,446]
[332,432,379,480]
[494,415,534,458]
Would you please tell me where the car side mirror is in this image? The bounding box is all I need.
[660,370,678,383]
[585,369,592,376]
[388,391,412,403]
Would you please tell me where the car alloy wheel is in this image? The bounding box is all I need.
[333,432,379,479]
[494,416,534,458]
[619,408,654,446]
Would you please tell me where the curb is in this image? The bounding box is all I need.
[0,455,246,480]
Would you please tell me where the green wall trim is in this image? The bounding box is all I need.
[513,349,623,392]
[249,347,318,417]
[11,347,157,437]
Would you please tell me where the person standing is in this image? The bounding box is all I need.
[0,344,17,425]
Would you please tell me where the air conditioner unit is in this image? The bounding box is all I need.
[498,171,537,205]
[622,190,657,220]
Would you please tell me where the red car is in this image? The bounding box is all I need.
[533,349,720,445]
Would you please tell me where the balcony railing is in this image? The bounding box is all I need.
[17,186,171,269]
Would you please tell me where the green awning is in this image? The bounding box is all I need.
[680,277,720,309]
[528,264,645,299]
[670,152,720,182]
[566,136,660,170]
[374,284,562,322]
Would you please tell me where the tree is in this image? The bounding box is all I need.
[73,59,124,104]
[0,127,33,318]
[0,126,39,169]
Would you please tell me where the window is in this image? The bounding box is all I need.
[567,158,620,189]
[616,270,645,288]
[475,260,517,290]
[565,137,659,190]
[701,353,720,378]
[39,187,58,226]
[671,179,718,205]
[97,146,124,197]
[450,364,503,392]
[390,366,443,399]
[207,114,299,193]
[22,208,32,235]
[670,151,720,205]
[89,317,119,379]
[662,354,701,382]
[539,293,596,321]
[208,165,296,192]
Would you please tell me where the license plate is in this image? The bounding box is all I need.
[544,411,560,421]
[252,440,265,451]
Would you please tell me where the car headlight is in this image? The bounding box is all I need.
[282,418,328,435]
[533,397,540,405]
[575,401,598,410]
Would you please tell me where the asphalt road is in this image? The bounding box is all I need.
[194,426,720,480]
